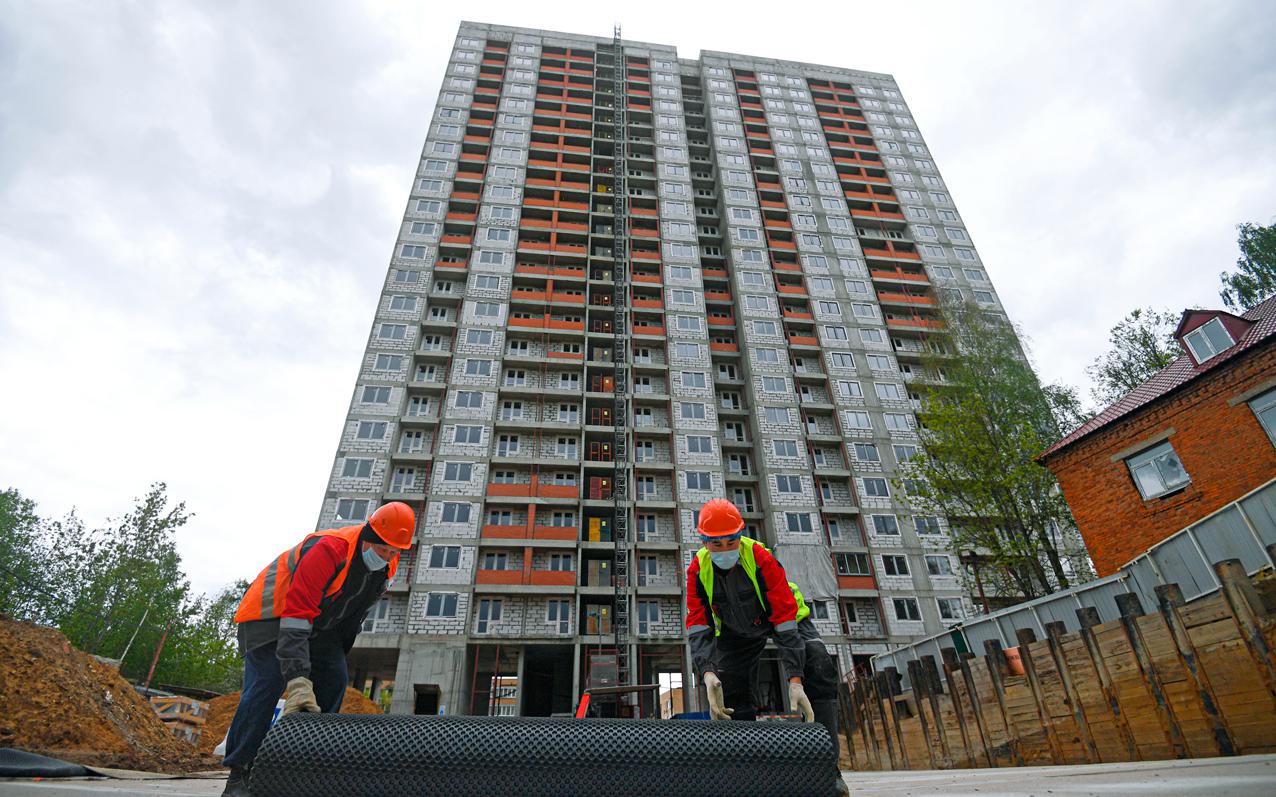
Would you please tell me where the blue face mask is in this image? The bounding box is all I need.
[362,545,389,571]
[710,550,740,570]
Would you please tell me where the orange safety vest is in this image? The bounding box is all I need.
[234,525,399,624]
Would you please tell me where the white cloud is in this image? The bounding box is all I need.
[1,0,1273,593]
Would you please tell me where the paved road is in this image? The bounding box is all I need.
[2,755,1275,796]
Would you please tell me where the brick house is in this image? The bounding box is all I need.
[1039,295,1276,576]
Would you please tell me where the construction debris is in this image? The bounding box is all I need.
[198,686,382,755]
[0,616,212,773]
[149,695,209,745]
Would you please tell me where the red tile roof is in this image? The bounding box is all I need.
[1040,294,1276,460]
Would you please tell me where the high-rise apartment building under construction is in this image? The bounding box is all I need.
[326,21,1001,718]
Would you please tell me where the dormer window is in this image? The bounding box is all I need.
[1183,317,1234,363]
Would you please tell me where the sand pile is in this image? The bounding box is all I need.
[199,686,382,755]
[0,616,210,772]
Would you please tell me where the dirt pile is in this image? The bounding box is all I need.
[199,687,383,754]
[0,616,211,772]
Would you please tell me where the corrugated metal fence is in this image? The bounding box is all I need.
[874,477,1276,689]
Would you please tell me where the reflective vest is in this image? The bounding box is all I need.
[234,525,399,623]
[695,537,810,636]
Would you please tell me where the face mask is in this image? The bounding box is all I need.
[362,545,389,571]
[710,550,740,570]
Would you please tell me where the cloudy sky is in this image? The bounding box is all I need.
[2,1,1273,595]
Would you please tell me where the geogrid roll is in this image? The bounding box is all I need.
[250,713,841,797]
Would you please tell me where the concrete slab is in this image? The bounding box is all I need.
[842,754,1276,796]
[1,755,1273,796]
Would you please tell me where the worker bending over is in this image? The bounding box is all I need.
[685,499,841,753]
[219,502,415,797]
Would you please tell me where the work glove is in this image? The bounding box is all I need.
[789,680,815,722]
[702,672,733,720]
[282,676,320,716]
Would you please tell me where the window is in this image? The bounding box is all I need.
[454,390,483,409]
[335,498,369,522]
[687,435,713,453]
[785,513,813,533]
[893,598,921,621]
[1252,390,1276,445]
[773,439,799,457]
[1183,317,1235,362]
[681,371,707,389]
[862,477,889,497]
[885,413,911,431]
[453,426,482,444]
[838,380,863,399]
[425,593,459,618]
[637,600,660,635]
[882,555,909,576]
[914,515,941,535]
[680,402,707,420]
[765,407,791,424]
[753,320,779,335]
[871,515,900,535]
[685,471,712,490]
[675,342,701,358]
[356,421,386,440]
[762,376,788,393]
[860,329,884,345]
[926,555,954,576]
[475,599,502,633]
[1126,440,1191,499]
[441,502,470,523]
[378,323,406,340]
[361,386,391,404]
[756,348,780,363]
[556,437,578,458]
[836,553,870,576]
[831,352,855,369]
[853,443,880,462]
[844,411,871,429]
[374,354,403,372]
[464,359,492,376]
[937,598,963,621]
[429,546,461,568]
[875,382,904,400]
[442,462,473,482]
[775,474,802,493]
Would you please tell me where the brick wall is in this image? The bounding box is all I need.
[1044,344,1276,575]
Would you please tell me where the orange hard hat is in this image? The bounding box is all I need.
[367,502,416,549]
[697,499,745,538]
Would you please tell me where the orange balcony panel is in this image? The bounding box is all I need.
[529,570,576,586]
[837,575,877,591]
[631,250,661,261]
[451,191,480,201]
[475,86,500,95]
[481,524,528,539]
[633,298,663,309]
[871,269,929,283]
[547,319,584,331]
[851,209,905,221]
[536,484,579,499]
[773,262,802,272]
[475,569,524,585]
[630,228,660,238]
[548,350,584,360]
[776,285,807,296]
[486,483,531,497]
[463,135,491,144]
[878,292,935,306]
[630,206,658,217]
[767,239,797,250]
[703,268,728,278]
[468,117,493,127]
[460,153,487,162]
[532,525,578,541]
[441,234,473,245]
[759,199,786,209]
[549,292,585,304]
[445,212,477,222]
[789,335,819,346]
[632,274,662,285]
[704,291,732,301]
[510,316,548,329]
[783,310,814,320]
[886,317,945,330]
[633,325,665,336]
[707,316,734,326]
[710,342,740,352]
[863,247,921,261]
[436,261,467,271]
[511,288,547,301]
[519,240,552,251]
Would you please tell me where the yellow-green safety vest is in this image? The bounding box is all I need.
[695,537,810,635]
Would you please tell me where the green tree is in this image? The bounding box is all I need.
[1085,308,1181,406]
[51,483,193,679]
[0,488,55,621]
[151,581,247,692]
[897,302,1093,600]
[1219,220,1276,312]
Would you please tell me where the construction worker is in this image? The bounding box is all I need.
[686,499,842,754]
[219,502,415,797]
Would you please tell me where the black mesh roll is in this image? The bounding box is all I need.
[250,713,840,797]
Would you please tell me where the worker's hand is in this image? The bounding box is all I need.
[282,677,320,716]
[702,672,733,720]
[788,680,815,722]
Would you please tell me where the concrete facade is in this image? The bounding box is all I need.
[323,22,1005,717]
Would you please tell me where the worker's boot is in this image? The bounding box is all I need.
[221,765,252,797]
